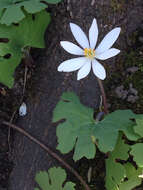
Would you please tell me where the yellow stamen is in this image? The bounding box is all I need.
[84,48,95,59]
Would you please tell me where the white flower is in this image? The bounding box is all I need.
[58,18,121,80]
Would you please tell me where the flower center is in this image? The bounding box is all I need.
[84,48,95,59]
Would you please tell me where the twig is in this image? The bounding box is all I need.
[97,78,108,114]
[22,65,28,97]
[21,49,31,102]
[2,121,91,190]
[8,110,17,151]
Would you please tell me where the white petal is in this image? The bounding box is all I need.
[60,41,84,55]
[92,59,106,80]
[70,23,89,49]
[95,48,120,60]
[89,18,98,49]
[96,27,121,54]
[58,57,87,72]
[19,102,27,116]
[77,59,91,80]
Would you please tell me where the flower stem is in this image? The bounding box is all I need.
[2,121,91,190]
[97,78,108,114]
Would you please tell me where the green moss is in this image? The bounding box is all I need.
[111,0,122,11]
[110,0,127,12]
[124,49,143,86]
[104,44,143,113]
[124,51,138,67]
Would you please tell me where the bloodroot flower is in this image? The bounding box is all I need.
[58,18,121,80]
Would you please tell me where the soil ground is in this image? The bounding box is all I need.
[0,0,143,190]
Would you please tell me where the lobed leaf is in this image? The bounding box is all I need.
[0,0,62,25]
[35,167,75,190]
[0,10,50,87]
[105,135,130,190]
[93,110,140,152]
[53,92,96,161]
[105,135,142,190]
[53,92,142,161]
[119,163,142,190]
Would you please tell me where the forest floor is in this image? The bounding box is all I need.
[0,0,143,190]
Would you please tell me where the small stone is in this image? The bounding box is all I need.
[19,102,27,116]
[126,66,138,73]
[129,83,138,95]
[127,95,139,103]
[139,36,143,43]
[115,85,128,99]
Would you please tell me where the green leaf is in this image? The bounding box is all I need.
[119,163,142,190]
[21,0,47,14]
[63,182,76,190]
[53,92,96,161]
[44,0,63,3]
[73,124,96,161]
[0,10,50,87]
[0,4,25,25]
[134,115,143,137]
[94,110,140,152]
[106,135,142,190]
[111,133,130,161]
[105,135,130,190]
[0,0,61,25]
[54,92,141,160]
[35,167,75,190]
[106,158,126,189]
[130,143,143,167]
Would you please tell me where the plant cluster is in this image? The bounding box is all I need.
[35,18,143,190]
[0,0,61,88]
[50,92,143,190]
[0,1,142,190]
